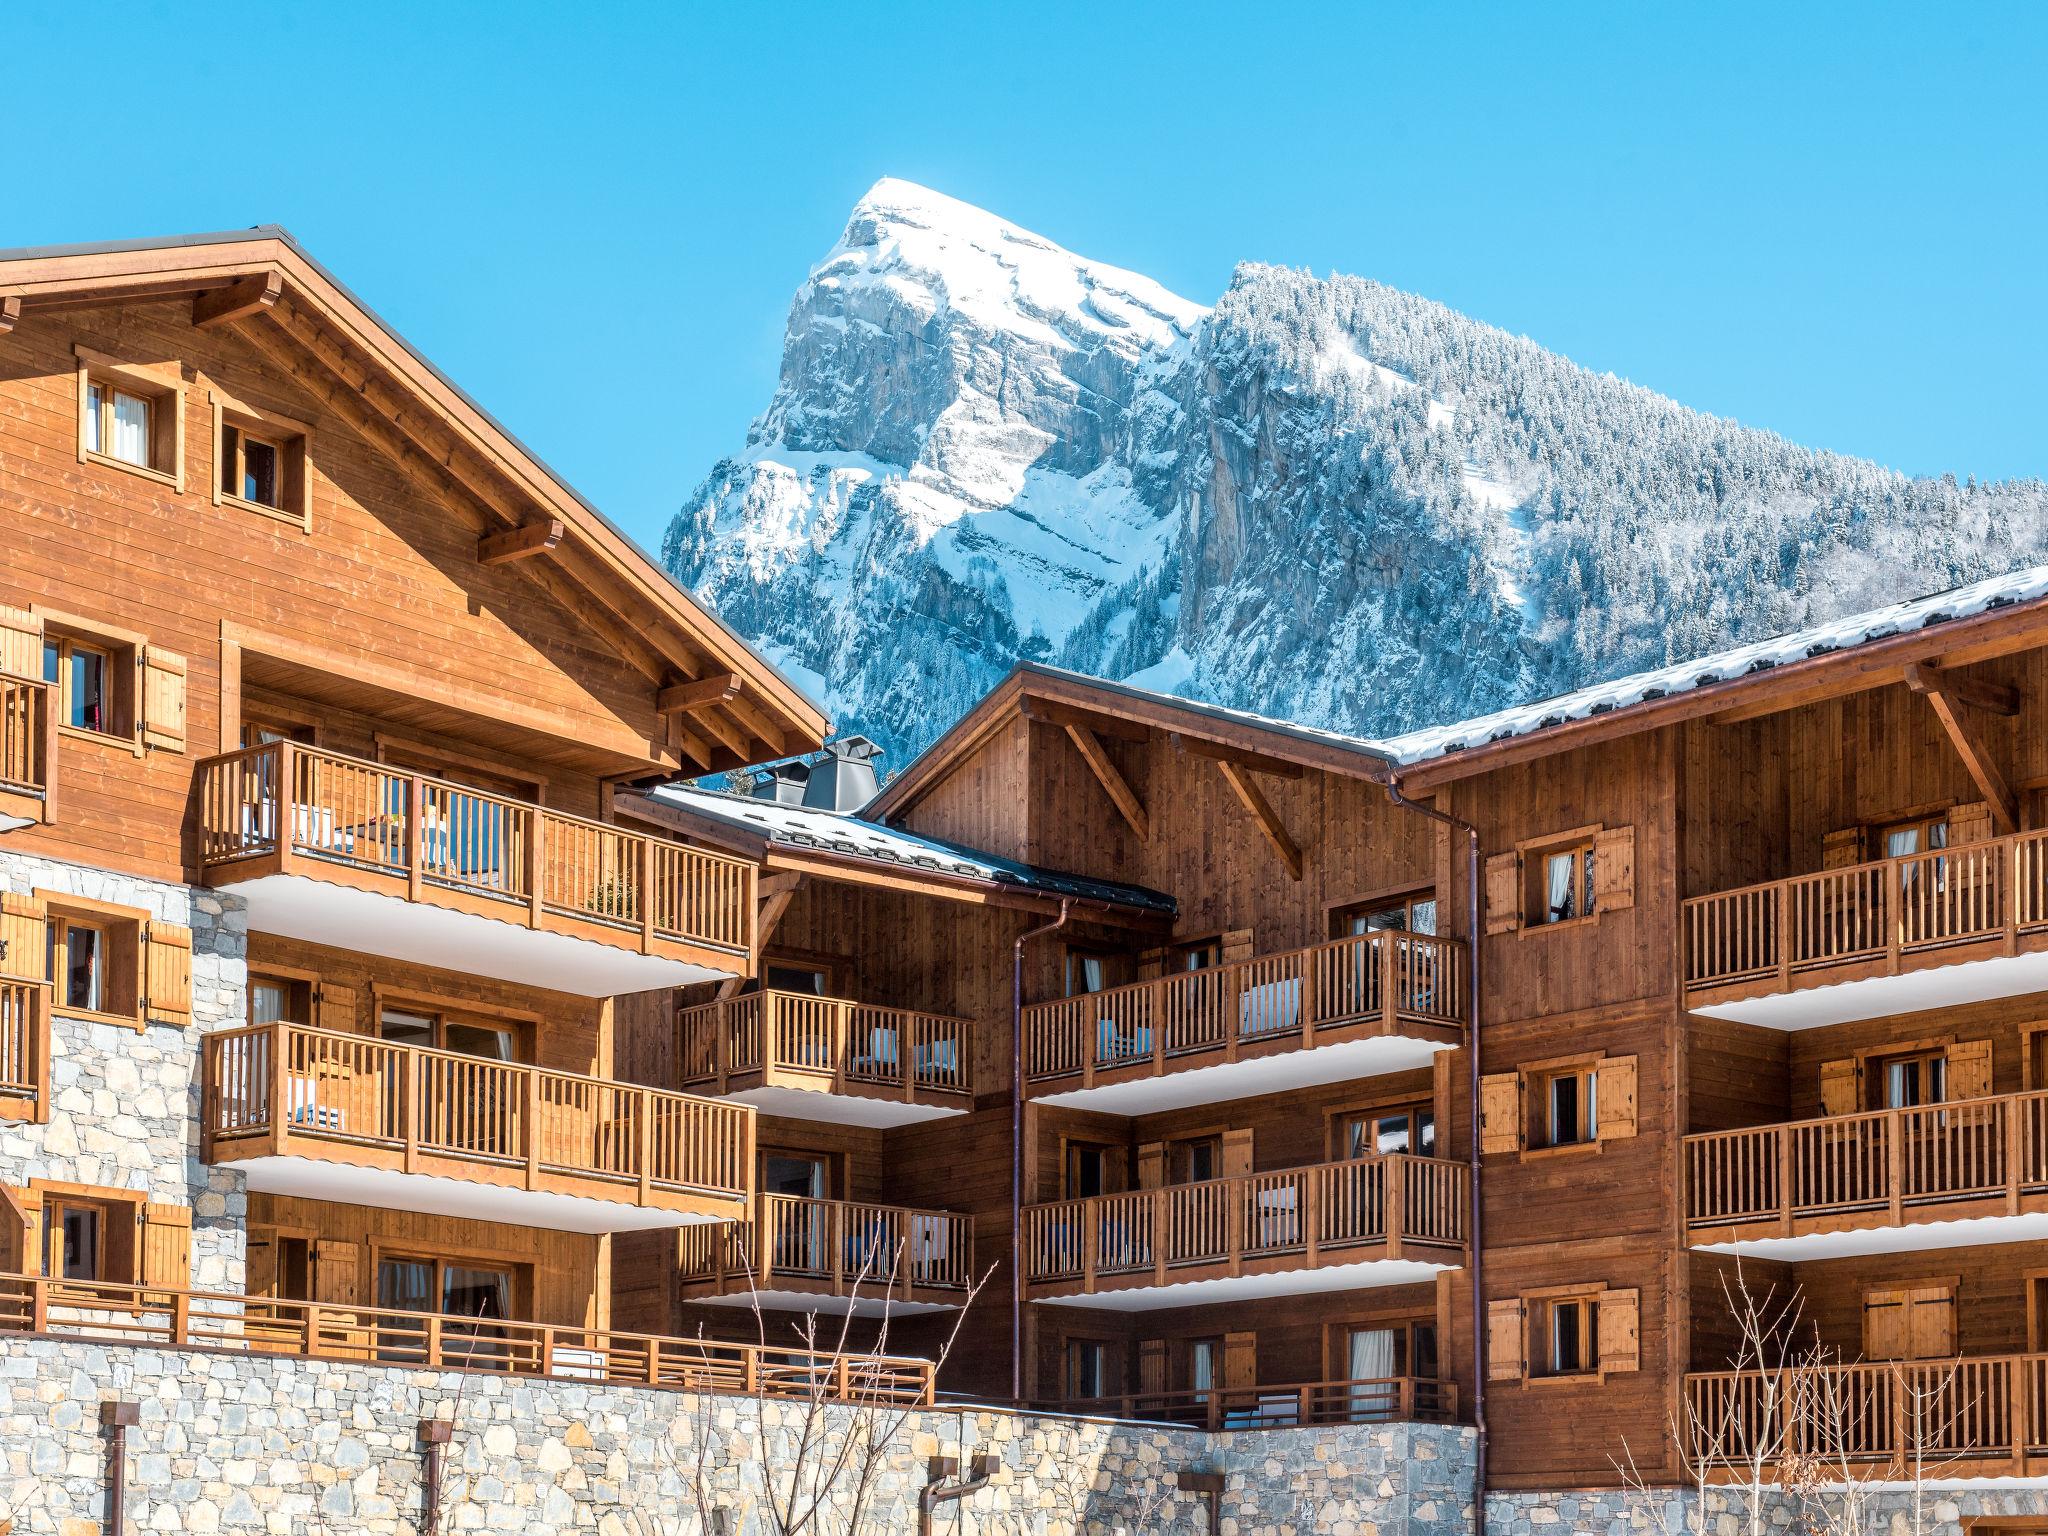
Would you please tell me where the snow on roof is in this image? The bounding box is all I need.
[648,783,1175,914]
[1376,561,2048,766]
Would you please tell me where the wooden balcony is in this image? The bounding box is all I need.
[677,990,974,1127]
[1059,1374,1458,1431]
[202,1022,755,1233]
[0,978,49,1124]
[1687,1353,2048,1477]
[678,1194,976,1313]
[1022,929,1467,1113]
[1684,1090,2048,1255]
[0,1271,932,1407]
[196,741,756,995]
[0,673,53,826]
[1683,830,2048,1026]
[1024,1154,1467,1306]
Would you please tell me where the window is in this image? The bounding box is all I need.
[43,633,128,738]
[1335,1103,1436,1159]
[1863,1284,1956,1361]
[1538,1295,1597,1377]
[1067,1338,1116,1400]
[1880,813,1950,862]
[210,389,312,529]
[1187,1336,1220,1392]
[1065,946,1133,996]
[1533,1065,1598,1148]
[377,1006,521,1062]
[1533,841,1596,925]
[248,974,313,1027]
[75,347,182,488]
[761,1151,831,1200]
[1170,1135,1221,1184]
[1065,1141,1120,1199]
[1332,891,1438,938]
[375,1253,517,1358]
[1171,939,1222,973]
[765,963,833,996]
[45,908,140,1022]
[45,1199,105,1281]
[1875,1049,1946,1110]
[241,715,314,749]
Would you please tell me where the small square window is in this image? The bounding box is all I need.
[41,631,134,740]
[1538,1296,1597,1377]
[1532,1065,1599,1148]
[43,905,142,1023]
[1528,840,1597,926]
[76,348,182,487]
[211,392,312,529]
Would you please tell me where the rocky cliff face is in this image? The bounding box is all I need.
[665,179,2048,767]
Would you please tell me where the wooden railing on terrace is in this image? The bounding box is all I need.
[1683,830,2048,992]
[1687,1354,2048,1472]
[196,740,755,958]
[0,673,53,810]
[1023,1153,1466,1290]
[1058,1375,1458,1431]
[1684,1090,2048,1236]
[0,1271,933,1406]
[677,990,974,1103]
[1023,929,1466,1087]
[203,1022,754,1210]
[680,1194,975,1299]
[0,978,49,1120]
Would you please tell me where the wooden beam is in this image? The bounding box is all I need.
[191,272,282,330]
[1906,661,2019,717]
[1019,695,1151,743]
[1906,664,2020,833]
[1064,724,1148,842]
[1170,732,1305,781]
[0,296,19,335]
[477,519,564,566]
[757,873,804,949]
[1215,760,1303,881]
[657,674,743,716]
[692,704,752,762]
[721,690,787,761]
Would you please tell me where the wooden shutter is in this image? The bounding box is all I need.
[1138,1338,1168,1395]
[138,1202,192,1289]
[143,920,193,1027]
[316,982,357,1035]
[0,1185,30,1274]
[313,1239,360,1305]
[1596,1056,1639,1140]
[1949,801,1994,847]
[1821,828,1863,869]
[1946,1038,1994,1102]
[1907,1287,1957,1360]
[1220,1128,1254,1179]
[1220,930,1255,966]
[0,606,42,680]
[1136,1142,1166,1191]
[1136,947,1168,983]
[1484,853,1522,935]
[0,891,47,981]
[1222,1331,1256,1390]
[1819,1058,1859,1116]
[1480,1072,1522,1155]
[1592,826,1636,913]
[140,646,188,752]
[1597,1288,1641,1374]
[1487,1298,1526,1380]
[245,1226,278,1299]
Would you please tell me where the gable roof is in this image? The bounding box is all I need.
[633,784,1175,917]
[0,227,828,772]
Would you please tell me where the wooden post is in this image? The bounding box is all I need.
[275,742,298,866]
[1303,1169,1322,1268]
[1081,1203,1099,1292]
[647,1336,663,1387]
[425,1313,443,1370]
[169,1288,190,1347]
[1887,859,1905,973]
[1886,1110,1904,1225]
[406,776,427,904]
[524,1070,542,1191]
[1776,882,1793,989]
[637,1088,654,1204]
[2004,839,2020,956]
[525,809,545,929]
[1386,1156,1406,1260]
[2010,1358,2029,1473]
[1380,933,1397,1033]
[2008,1096,2024,1215]
[1154,1189,1169,1286]
[1226,1180,1244,1278]
[638,835,657,952]
[268,1024,289,1160]
[402,1050,420,1174]
[1299,947,1317,1047]
[1777,1124,1793,1236]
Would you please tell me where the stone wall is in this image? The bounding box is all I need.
[0,1336,1476,1535]
[1486,1482,2048,1536]
[0,851,247,1291]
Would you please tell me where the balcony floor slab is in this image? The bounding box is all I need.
[225,1154,738,1235]
[1032,1257,1457,1312]
[1692,1208,2048,1262]
[682,1289,961,1318]
[1030,1035,1452,1115]
[723,1085,966,1129]
[1690,947,2048,1029]
[225,873,737,996]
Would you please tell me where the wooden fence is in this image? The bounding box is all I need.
[1058,1374,1458,1431]
[677,990,974,1102]
[679,1194,975,1298]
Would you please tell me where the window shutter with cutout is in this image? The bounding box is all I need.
[1487,1298,1526,1380]
[0,606,42,681]
[1821,828,1863,869]
[1592,826,1636,913]
[1138,1338,1168,1395]
[1136,947,1168,983]
[1597,1288,1641,1373]
[1947,1038,1994,1101]
[1484,853,1522,935]
[1222,1332,1257,1390]
[143,920,193,1027]
[1220,1128,1254,1180]
[0,1185,30,1274]
[139,1202,192,1290]
[316,983,357,1035]
[1220,930,1255,966]
[313,1239,360,1306]
[1949,801,1993,847]
[1480,1072,1522,1155]
[1596,1055,1639,1140]
[140,647,188,752]
[1819,1058,1859,1116]
[0,892,47,981]
[1136,1142,1166,1191]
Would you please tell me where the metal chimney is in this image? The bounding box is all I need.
[747,759,811,805]
[801,736,884,813]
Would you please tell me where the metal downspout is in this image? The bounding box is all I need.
[1011,896,1072,1404]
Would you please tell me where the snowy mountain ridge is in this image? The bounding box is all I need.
[664,178,2048,769]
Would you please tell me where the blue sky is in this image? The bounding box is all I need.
[6,2,2044,552]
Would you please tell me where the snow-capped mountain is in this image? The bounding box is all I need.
[664,178,2048,767]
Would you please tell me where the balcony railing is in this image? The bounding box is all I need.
[196,740,755,960]
[1022,929,1466,1088]
[0,674,52,814]
[1058,1375,1458,1431]
[1687,1354,2048,1472]
[0,1271,932,1406]
[1683,830,2048,993]
[1023,1153,1466,1292]
[679,1194,976,1302]
[203,1022,754,1215]
[0,978,49,1121]
[677,990,974,1105]
[1684,1090,2048,1240]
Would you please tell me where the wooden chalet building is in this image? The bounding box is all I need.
[7,222,2048,1510]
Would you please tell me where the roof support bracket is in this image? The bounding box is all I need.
[1906,663,2020,834]
[477,518,565,566]
[657,673,743,716]
[0,296,20,335]
[1215,759,1304,881]
[1065,723,1148,842]
[192,271,283,329]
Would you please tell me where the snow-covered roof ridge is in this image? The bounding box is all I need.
[1376,560,2048,766]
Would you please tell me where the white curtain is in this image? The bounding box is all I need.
[111,390,150,466]
[1546,853,1575,921]
[85,383,104,454]
[1348,1329,1396,1422]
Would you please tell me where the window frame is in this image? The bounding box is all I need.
[1530,1062,1600,1150]
[1064,943,1135,997]
[1065,1336,1120,1401]
[369,1242,529,1325]
[74,345,184,492]
[1330,1099,1438,1160]
[42,894,144,1030]
[1535,1293,1599,1378]
[40,617,143,751]
[1527,836,1597,928]
[248,970,317,1027]
[374,999,529,1065]
[1329,887,1439,939]
[27,1179,146,1287]
[209,385,314,531]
